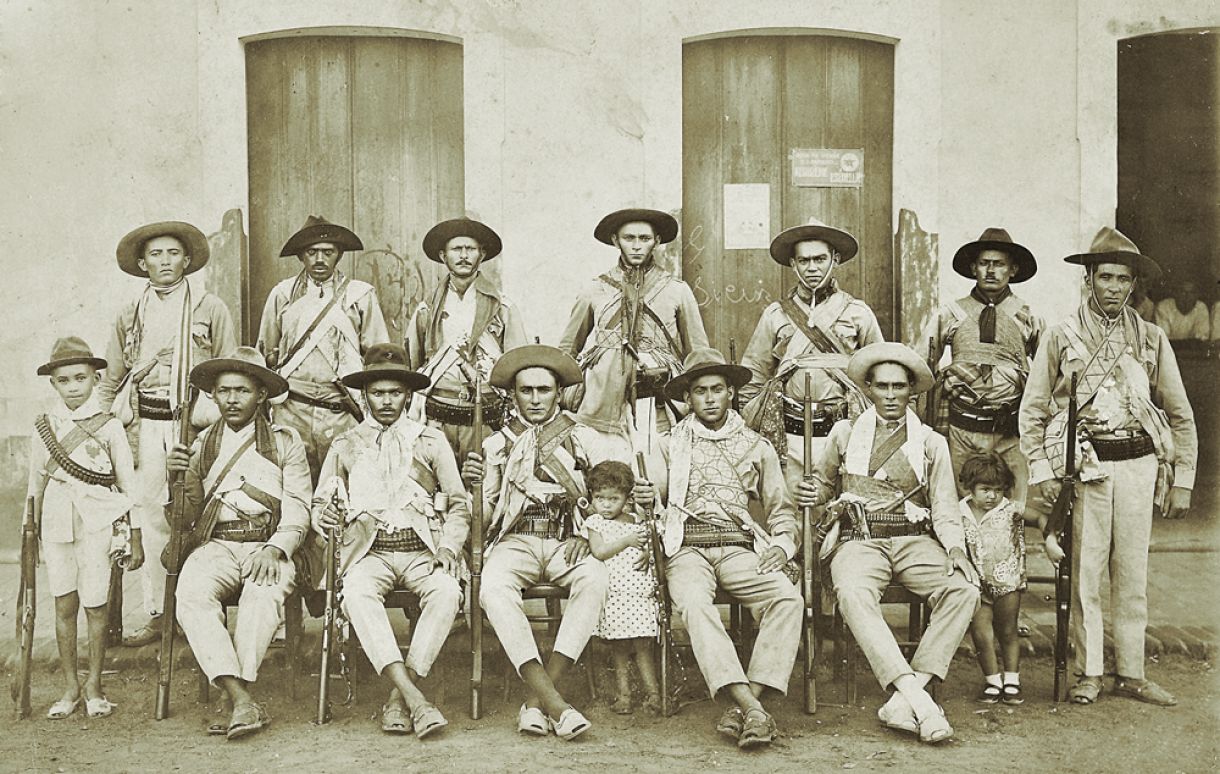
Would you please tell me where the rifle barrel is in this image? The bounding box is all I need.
[470,382,485,719]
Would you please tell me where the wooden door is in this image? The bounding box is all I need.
[245,34,464,345]
[682,35,895,352]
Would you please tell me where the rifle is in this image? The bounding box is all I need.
[1045,374,1078,703]
[729,339,741,414]
[317,489,343,725]
[154,385,199,721]
[800,373,817,713]
[470,380,486,719]
[11,496,36,718]
[635,452,673,717]
[332,378,365,424]
[922,336,937,427]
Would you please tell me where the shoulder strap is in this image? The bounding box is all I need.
[276,277,352,367]
[778,293,850,355]
[36,413,116,486]
[597,272,683,356]
[200,435,258,510]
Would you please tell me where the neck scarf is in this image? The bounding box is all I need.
[666,409,747,513]
[971,285,1012,344]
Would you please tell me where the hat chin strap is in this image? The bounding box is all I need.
[796,263,836,296]
[1087,277,1133,325]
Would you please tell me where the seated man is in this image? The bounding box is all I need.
[634,347,802,750]
[167,347,312,740]
[313,343,470,739]
[462,344,609,741]
[798,342,979,744]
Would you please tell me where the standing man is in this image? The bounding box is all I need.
[258,215,389,483]
[740,217,884,492]
[633,348,802,749]
[920,227,1043,507]
[799,342,979,745]
[1020,227,1196,706]
[405,217,527,459]
[559,208,709,456]
[313,343,469,739]
[166,348,312,740]
[462,345,610,740]
[100,220,238,647]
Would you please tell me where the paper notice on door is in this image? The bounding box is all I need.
[723,184,770,249]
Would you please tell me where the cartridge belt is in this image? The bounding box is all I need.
[371,529,428,553]
[1090,432,1155,462]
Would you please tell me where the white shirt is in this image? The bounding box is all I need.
[1154,298,1209,341]
[439,284,479,349]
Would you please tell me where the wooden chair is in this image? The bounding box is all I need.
[196,587,305,704]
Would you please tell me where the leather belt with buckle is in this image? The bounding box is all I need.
[843,512,929,541]
[947,399,1018,435]
[287,390,347,413]
[212,524,272,543]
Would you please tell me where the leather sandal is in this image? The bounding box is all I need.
[610,694,633,715]
[46,698,80,720]
[381,703,411,735]
[877,693,917,735]
[517,704,549,736]
[549,707,591,741]
[226,702,270,740]
[85,697,117,718]
[1113,678,1177,707]
[736,708,776,749]
[411,703,448,739]
[1001,684,1024,706]
[977,684,1002,704]
[121,621,162,648]
[1069,676,1102,705]
[715,706,744,740]
[916,705,953,744]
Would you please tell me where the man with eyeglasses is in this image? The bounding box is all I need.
[257,216,390,483]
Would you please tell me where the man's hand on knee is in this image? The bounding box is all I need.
[945,547,978,586]
[433,547,462,577]
[563,536,591,565]
[245,546,286,586]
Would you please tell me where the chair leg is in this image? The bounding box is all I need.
[659,625,671,717]
[198,669,210,705]
[285,594,302,701]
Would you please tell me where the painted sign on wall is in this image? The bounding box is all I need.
[790,148,864,188]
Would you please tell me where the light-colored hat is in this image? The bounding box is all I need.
[423,218,503,262]
[341,343,430,391]
[37,336,107,376]
[663,347,751,402]
[768,217,859,265]
[1064,226,1161,281]
[952,227,1037,282]
[594,208,679,245]
[846,342,934,394]
[279,215,363,257]
[190,347,288,398]
[116,221,210,278]
[490,345,583,390]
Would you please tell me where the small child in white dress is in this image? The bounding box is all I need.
[584,460,660,715]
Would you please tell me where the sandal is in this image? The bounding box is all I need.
[641,693,663,716]
[121,621,162,648]
[1001,684,1024,706]
[549,707,591,741]
[877,693,917,735]
[226,702,270,740]
[737,708,776,749]
[411,703,448,739]
[977,684,1002,704]
[46,698,80,720]
[517,704,549,736]
[86,697,117,718]
[610,694,633,715]
[1069,676,1102,705]
[381,703,411,735]
[916,705,953,744]
[715,706,744,740]
[1113,678,1177,707]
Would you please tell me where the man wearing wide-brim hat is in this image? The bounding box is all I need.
[558,207,709,455]
[165,347,312,740]
[632,347,801,749]
[739,216,884,494]
[461,344,610,740]
[1019,226,1196,707]
[99,220,238,647]
[919,227,1045,506]
[798,342,979,745]
[312,343,468,738]
[257,215,390,484]
[405,217,527,461]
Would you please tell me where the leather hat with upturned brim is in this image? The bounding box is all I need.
[952,227,1037,282]
[846,342,935,394]
[116,221,210,278]
[769,218,859,265]
[663,347,751,402]
[1064,226,1162,281]
[37,336,107,376]
[279,215,364,257]
[341,343,430,391]
[422,218,503,262]
[190,347,289,398]
[594,208,679,246]
[490,344,583,390]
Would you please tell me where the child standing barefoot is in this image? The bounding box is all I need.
[29,338,140,720]
[959,453,1026,706]
[584,461,661,715]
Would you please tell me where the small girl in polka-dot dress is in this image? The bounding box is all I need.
[585,460,661,715]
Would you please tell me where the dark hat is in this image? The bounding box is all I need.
[489,344,583,390]
[38,336,107,376]
[190,347,289,398]
[663,347,751,402]
[116,221,210,278]
[1064,226,1162,281]
[279,216,364,257]
[952,227,1037,282]
[422,218,503,262]
[846,342,935,395]
[594,208,679,246]
[768,218,859,265]
[340,343,430,391]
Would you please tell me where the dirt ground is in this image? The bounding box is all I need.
[2,653,1217,774]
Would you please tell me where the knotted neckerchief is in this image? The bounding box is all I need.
[347,412,427,530]
[970,285,1012,344]
[794,277,840,314]
[666,409,749,517]
[288,268,342,301]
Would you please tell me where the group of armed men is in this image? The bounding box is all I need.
[33,205,1196,748]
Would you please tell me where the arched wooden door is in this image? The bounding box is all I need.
[245,33,464,345]
[682,34,895,351]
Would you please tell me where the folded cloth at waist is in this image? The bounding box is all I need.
[682,520,753,548]
[424,390,506,429]
[287,390,348,413]
[371,528,429,553]
[138,392,174,421]
[781,397,845,437]
[1089,431,1155,462]
[947,398,1018,436]
[843,512,930,541]
[211,522,274,543]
